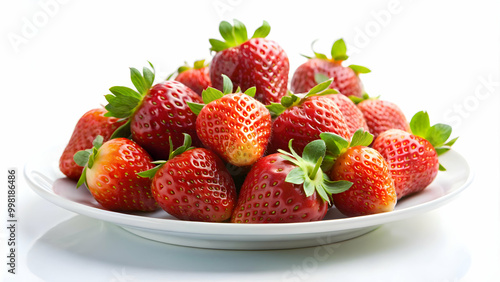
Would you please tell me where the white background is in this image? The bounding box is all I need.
[1,0,499,281]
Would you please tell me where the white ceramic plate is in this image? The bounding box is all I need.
[25,146,473,250]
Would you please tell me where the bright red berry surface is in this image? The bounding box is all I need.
[59,108,125,180]
[231,153,328,223]
[357,99,410,140]
[85,138,158,212]
[372,129,439,199]
[151,148,237,222]
[175,67,211,96]
[328,94,368,138]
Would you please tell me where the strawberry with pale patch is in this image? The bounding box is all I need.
[231,139,352,223]
[291,39,370,98]
[59,108,126,180]
[188,75,271,167]
[320,130,397,217]
[209,20,289,105]
[139,134,237,222]
[74,136,158,212]
[372,111,457,199]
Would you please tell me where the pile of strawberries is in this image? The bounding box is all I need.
[59,20,457,223]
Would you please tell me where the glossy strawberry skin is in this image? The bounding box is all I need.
[196,93,272,166]
[269,96,350,155]
[291,58,363,97]
[357,99,410,140]
[59,108,125,180]
[372,129,439,199]
[330,146,397,217]
[151,148,237,222]
[85,138,158,212]
[210,38,290,105]
[231,153,328,223]
[131,81,203,160]
[175,67,211,96]
[328,94,368,138]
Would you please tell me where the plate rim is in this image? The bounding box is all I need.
[24,148,474,237]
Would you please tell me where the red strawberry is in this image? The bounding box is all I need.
[209,20,289,105]
[139,134,237,222]
[321,130,397,216]
[290,39,370,98]
[104,63,203,160]
[188,75,272,167]
[231,139,351,223]
[74,136,158,212]
[372,111,457,199]
[328,94,368,138]
[59,108,126,180]
[267,79,350,155]
[356,98,410,140]
[171,59,211,96]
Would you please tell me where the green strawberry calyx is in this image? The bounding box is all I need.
[73,135,105,188]
[303,38,371,74]
[138,133,195,179]
[278,139,352,205]
[187,74,256,115]
[320,129,374,172]
[209,19,271,52]
[104,62,156,139]
[167,59,209,80]
[266,78,339,117]
[409,111,458,171]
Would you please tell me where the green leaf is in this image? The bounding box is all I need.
[76,168,87,188]
[314,73,330,84]
[187,101,205,115]
[92,135,104,149]
[209,39,229,52]
[110,119,131,139]
[219,20,236,46]
[435,147,450,156]
[170,133,194,159]
[137,163,165,179]
[307,79,333,97]
[410,111,431,138]
[73,149,91,167]
[244,86,256,97]
[202,87,224,104]
[315,181,331,204]
[109,86,142,100]
[266,103,287,117]
[193,59,206,70]
[143,65,155,87]
[444,136,458,147]
[320,155,335,172]
[278,153,301,167]
[233,19,248,44]
[285,167,306,185]
[320,132,349,157]
[348,95,364,104]
[222,74,233,94]
[331,38,348,61]
[322,179,352,194]
[349,129,374,147]
[439,163,447,171]
[251,20,271,39]
[348,65,371,74]
[130,67,149,95]
[303,177,315,197]
[302,140,326,165]
[426,123,452,148]
[314,52,329,60]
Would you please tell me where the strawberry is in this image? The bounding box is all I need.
[59,108,126,180]
[290,39,370,98]
[372,111,458,199]
[74,136,158,212]
[320,130,397,217]
[231,139,352,223]
[328,93,368,138]
[209,20,289,105]
[266,79,350,155]
[356,97,410,141]
[104,62,203,160]
[170,59,211,96]
[188,75,272,167]
[139,134,237,222]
